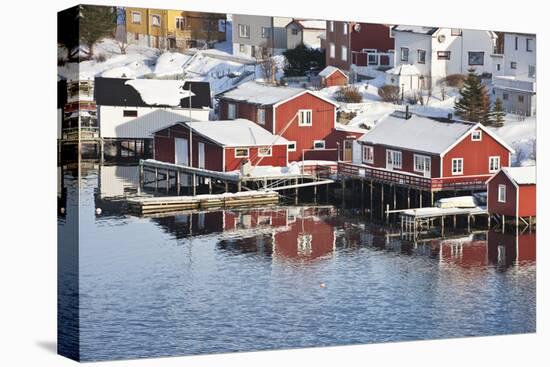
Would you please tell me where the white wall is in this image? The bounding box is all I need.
[99,106,210,138]
[502,33,536,79]
[302,29,323,49]
[393,31,432,77]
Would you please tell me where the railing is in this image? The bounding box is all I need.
[494,76,536,92]
[338,162,490,191]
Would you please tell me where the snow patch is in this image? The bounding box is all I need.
[125,79,194,106]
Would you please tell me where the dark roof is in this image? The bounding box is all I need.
[57,80,67,109]
[94,77,211,109]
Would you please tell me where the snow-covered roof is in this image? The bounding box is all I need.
[502,166,536,185]
[184,119,290,147]
[125,79,194,107]
[218,81,338,107]
[293,20,326,30]
[335,123,367,134]
[358,113,475,154]
[393,25,438,35]
[319,66,347,78]
[386,64,421,76]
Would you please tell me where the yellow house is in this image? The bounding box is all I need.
[125,8,226,50]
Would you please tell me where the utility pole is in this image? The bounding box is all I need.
[189,83,193,167]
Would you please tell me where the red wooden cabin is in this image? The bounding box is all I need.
[318,66,348,87]
[153,119,289,172]
[486,166,536,224]
[343,112,514,192]
[217,81,363,162]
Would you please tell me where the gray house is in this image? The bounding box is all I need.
[232,14,292,59]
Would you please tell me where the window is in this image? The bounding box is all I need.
[400,47,409,62]
[510,61,517,69]
[496,63,501,71]
[387,150,402,169]
[518,95,524,103]
[489,156,500,173]
[175,17,185,30]
[451,28,462,36]
[368,53,379,65]
[313,140,325,150]
[239,44,245,53]
[514,36,518,50]
[291,28,299,35]
[257,109,266,125]
[498,184,506,203]
[452,158,463,175]
[227,103,236,119]
[414,154,431,173]
[329,21,334,32]
[329,43,335,58]
[287,141,296,151]
[151,14,161,27]
[123,110,138,117]
[134,33,139,41]
[298,109,312,126]
[471,130,482,141]
[362,145,374,164]
[528,65,536,78]
[235,148,249,158]
[131,11,141,24]
[261,27,271,38]
[417,49,426,64]
[258,147,272,157]
[343,23,348,35]
[503,93,509,100]
[238,24,250,38]
[526,38,534,52]
[468,51,484,66]
[341,46,348,61]
[437,51,451,60]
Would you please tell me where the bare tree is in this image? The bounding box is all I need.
[258,41,277,84]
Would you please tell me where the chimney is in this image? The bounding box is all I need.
[405,105,411,120]
[447,113,453,122]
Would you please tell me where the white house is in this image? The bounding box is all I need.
[232,14,292,58]
[286,20,326,49]
[493,33,536,116]
[385,64,422,94]
[392,25,498,89]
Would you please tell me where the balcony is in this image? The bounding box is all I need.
[494,76,536,93]
[338,162,490,192]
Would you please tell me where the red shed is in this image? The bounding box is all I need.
[218,81,346,162]
[486,166,536,225]
[153,119,289,172]
[318,66,349,87]
[350,112,514,192]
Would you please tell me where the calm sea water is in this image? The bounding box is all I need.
[58,165,536,362]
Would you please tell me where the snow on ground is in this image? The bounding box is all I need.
[125,79,193,106]
[489,115,536,167]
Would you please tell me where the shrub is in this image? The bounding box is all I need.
[444,74,466,88]
[405,93,419,105]
[95,53,107,63]
[378,85,400,103]
[334,86,363,103]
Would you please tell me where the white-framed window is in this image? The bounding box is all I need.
[514,36,518,50]
[298,109,312,126]
[526,38,534,52]
[451,28,463,36]
[471,130,482,141]
[329,43,335,58]
[510,61,517,69]
[400,47,409,62]
[343,23,348,35]
[131,11,141,24]
[287,141,296,151]
[239,44,245,53]
[452,158,464,175]
[227,103,236,119]
[341,46,348,61]
[387,150,402,169]
[238,24,250,38]
[437,51,451,60]
[151,14,161,27]
[468,51,484,66]
[362,145,374,164]
[329,21,334,32]
[414,154,431,173]
[313,140,325,150]
[261,27,271,38]
[235,148,249,158]
[257,108,266,125]
[175,17,185,30]
[417,49,426,64]
[291,28,299,36]
[258,147,272,157]
[498,184,506,203]
[489,156,500,173]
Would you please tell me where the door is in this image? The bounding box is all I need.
[198,142,205,169]
[343,140,353,161]
[175,138,189,166]
[420,156,431,177]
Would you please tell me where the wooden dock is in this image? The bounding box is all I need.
[126,191,279,215]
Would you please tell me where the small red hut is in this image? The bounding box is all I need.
[318,66,349,87]
[153,119,289,172]
[486,166,536,225]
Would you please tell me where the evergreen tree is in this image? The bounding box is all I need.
[282,44,325,77]
[454,69,491,123]
[491,97,506,127]
[79,5,117,57]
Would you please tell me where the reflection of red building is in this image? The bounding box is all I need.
[439,235,488,269]
[488,231,536,264]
